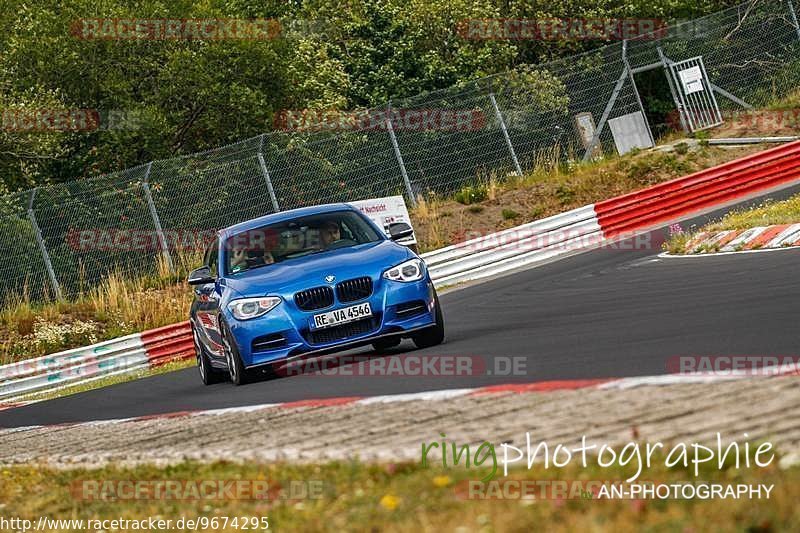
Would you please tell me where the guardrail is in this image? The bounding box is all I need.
[0,323,191,401]
[421,204,602,288]
[595,140,800,236]
[3,140,800,402]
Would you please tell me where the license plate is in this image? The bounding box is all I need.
[311,303,372,330]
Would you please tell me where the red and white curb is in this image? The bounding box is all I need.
[3,366,796,434]
[668,222,800,255]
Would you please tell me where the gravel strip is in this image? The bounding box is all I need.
[1,375,798,469]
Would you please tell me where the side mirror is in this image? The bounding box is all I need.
[187,266,215,285]
[388,222,414,241]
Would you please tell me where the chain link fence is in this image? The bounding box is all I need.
[2,0,800,305]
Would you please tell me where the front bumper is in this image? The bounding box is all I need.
[227,277,437,368]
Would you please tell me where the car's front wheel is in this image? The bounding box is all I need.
[221,320,251,386]
[193,325,226,385]
[412,291,445,349]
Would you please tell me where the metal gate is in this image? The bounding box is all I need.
[666,56,723,132]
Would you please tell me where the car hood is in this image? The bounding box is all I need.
[223,240,413,297]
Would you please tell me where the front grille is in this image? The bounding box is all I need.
[294,286,334,311]
[306,317,378,345]
[252,333,287,352]
[395,300,427,318]
[336,276,373,303]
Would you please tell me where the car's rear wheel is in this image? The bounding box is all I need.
[221,320,251,386]
[412,291,445,349]
[193,325,225,385]
[372,336,402,352]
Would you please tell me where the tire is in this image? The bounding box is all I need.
[412,291,445,349]
[221,320,251,386]
[193,325,225,385]
[372,336,402,352]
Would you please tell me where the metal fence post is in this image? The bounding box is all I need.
[622,40,655,147]
[582,45,630,161]
[27,188,62,300]
[257,135,280,212]
[788,0,800,41]
[141,162,175,273]
[385,102,417,207]
[657,47,690,134]
[488,91,523,175]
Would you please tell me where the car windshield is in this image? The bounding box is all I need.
[224,210,383,275]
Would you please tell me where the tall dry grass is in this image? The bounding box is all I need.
[0,247,204,364]
[410,195,449,252]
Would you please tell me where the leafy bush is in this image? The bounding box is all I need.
[455,184,488,205]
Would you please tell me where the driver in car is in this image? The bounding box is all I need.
[319,220,341,248]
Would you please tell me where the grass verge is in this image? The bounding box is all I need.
[665,192,800,254]
[0,453,795,532]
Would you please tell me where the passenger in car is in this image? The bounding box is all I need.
[229,245,249,273]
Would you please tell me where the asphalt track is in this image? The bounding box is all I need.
[2,187,799,428]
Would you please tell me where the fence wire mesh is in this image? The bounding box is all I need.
[2,0,800,304]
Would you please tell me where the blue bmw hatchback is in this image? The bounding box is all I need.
[188,203,444,385]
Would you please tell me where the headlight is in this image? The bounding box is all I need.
[228,296,281,320]
[383,258,424,282]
